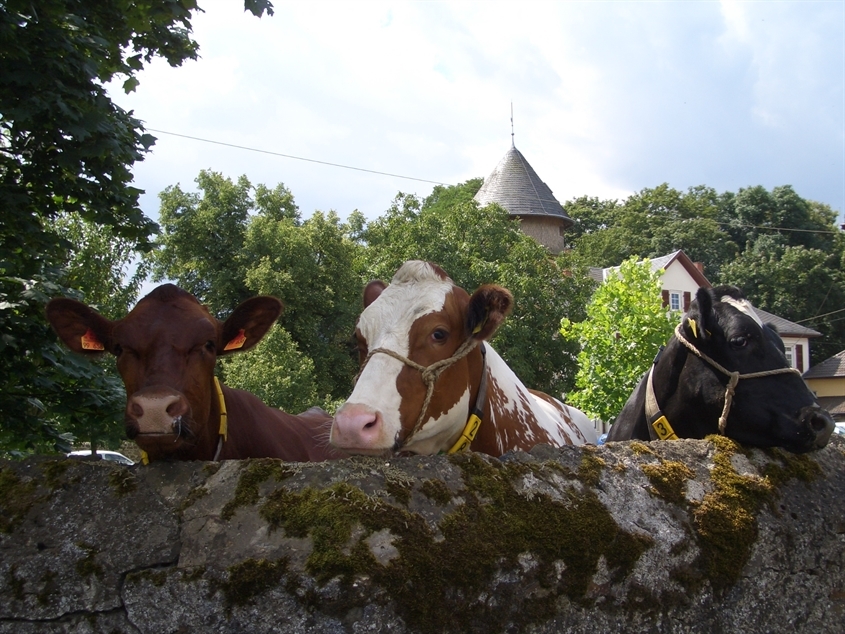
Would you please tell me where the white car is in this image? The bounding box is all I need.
[67,450,135,466]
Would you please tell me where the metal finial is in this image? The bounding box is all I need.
[510,102,514,147]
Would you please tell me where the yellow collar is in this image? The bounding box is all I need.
[446,344,488,454]
[139,377,227,465]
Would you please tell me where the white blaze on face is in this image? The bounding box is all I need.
[721,296,763,326]
[345,262,455,451]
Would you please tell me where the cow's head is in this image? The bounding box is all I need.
[669,285,834,452]
[330,260,512,456]
[46,285,281,460]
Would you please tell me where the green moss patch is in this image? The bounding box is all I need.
[642,460,695,505]
[75,542,104,579]
[108,468,137,497]
[0,467,38,533]
[221,459,299,520]
[420,478,453,505]
[691,436,774,592]
[577,450,607,487]
[220,557,289,611]
[41,460,71,489]
[761,448,823,487]
[255,452,651,632]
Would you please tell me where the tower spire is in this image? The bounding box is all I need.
[510,102,515,147]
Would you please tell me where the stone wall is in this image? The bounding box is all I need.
[1,436,843,633]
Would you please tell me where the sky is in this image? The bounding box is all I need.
[110,0,845,228]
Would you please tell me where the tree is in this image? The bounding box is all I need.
[0,0,273,455]
[151,170,363,403]
[218,324,320,414]
[565,184,738,279]
[719,238,845,364]
[360,181,594,396]
[560,257,677,423]
[718,185,839,253]
[55,213,150,317]
[151,170,257,316]
[243,209,363,401]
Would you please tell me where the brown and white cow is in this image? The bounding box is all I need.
[46,284,339,463]
[330,261,597,457]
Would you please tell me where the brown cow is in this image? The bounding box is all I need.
[46,284,339,462]
[330,261,597,457]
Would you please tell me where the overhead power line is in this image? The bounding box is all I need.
[715,221,840,235]
[145,128,451,186]
[794,306,845,323]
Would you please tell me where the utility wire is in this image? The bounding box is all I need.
[715,221,840,235]
[794,307,845,323]
[146,128,451,186]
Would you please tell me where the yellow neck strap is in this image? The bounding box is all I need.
[138,378,228,465]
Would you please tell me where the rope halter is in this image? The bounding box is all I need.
[354,336,481,438]
[672,322,803,434]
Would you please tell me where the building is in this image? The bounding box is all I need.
[473,143,572,254]
[590,250,820,372]
[802,350,845,422]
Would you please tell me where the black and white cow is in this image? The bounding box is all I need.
[606,286,834,453]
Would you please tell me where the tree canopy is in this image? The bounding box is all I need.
[563,183,845,364]
[560,257,677,423]
[151,170,362,405]
[361,182,595,396]
[0,0,273,455]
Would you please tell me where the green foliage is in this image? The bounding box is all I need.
[719,238,845,363]
[151,171,256,316]
[0,0,273,455]
[243,209,363,400]
[564,183,845,364]
[561,257,676,422]
[565,184,739,279]
[218,324,319,414]
[54,213,150,317]
[360,181,593,395]
[151,170,362,402]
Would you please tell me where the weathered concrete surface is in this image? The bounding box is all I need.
[1,436,843,633]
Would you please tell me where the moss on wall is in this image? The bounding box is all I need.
[220,558,289,612]
[0,467,38,533]
[642,460,695,505]
[221,459,300,520]
[225,451,655,633]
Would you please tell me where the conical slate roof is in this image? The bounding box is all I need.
[474,144,572,227]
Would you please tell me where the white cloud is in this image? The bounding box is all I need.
[109,0,844,226]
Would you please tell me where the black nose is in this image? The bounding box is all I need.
[800,405,835,448]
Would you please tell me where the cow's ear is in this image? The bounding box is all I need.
[466,285,513,341]
[46,298,114,355]
[363,280,386,308]
[683,287,714,343]
[219,296,283,355]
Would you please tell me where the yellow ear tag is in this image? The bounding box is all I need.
[472,309,489,335]
[81,329,104,351]
[223,329,247,351]
[688,318,698,339]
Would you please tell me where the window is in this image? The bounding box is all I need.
[669,292,681,311]
[784,346,794,368]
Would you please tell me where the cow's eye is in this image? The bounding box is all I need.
[431,328,448,343]
[113,344,123,356]
[205,340,216,353]
[730,335,748,349]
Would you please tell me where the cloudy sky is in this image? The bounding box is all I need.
[110,0,845,227]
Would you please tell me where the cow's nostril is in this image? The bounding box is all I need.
[363,421,377,429]
[809,414,828,433]
[129,402,144,418]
